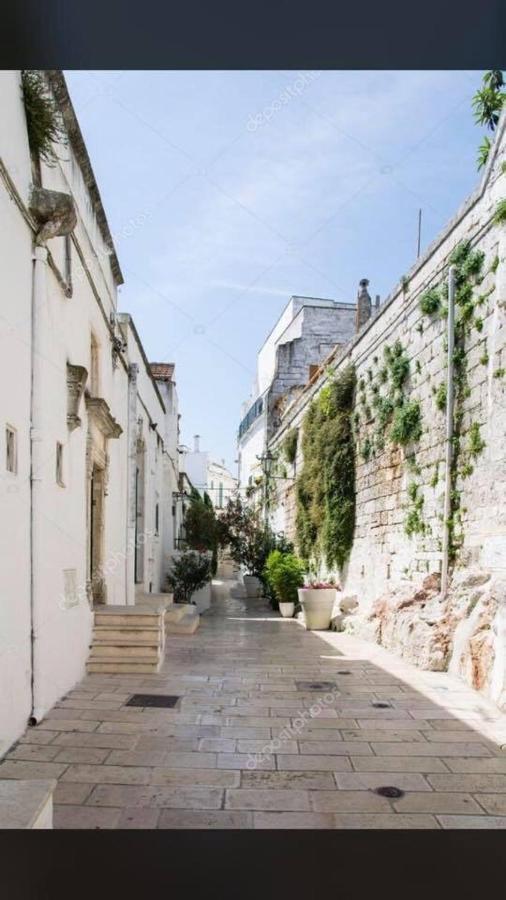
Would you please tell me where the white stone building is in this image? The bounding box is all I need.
[0,71,182,756]
[237,296,357,492]
[181,435,237,508]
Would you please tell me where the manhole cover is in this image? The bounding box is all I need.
[296,681,336,692]
[125,694,180,708]
[371,701,392,709]
[374,786,405,799]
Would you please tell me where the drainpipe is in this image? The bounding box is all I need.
[440,265,457,598]
[28,186,77,724]
[29,245,49,723]
[125,363,139,606]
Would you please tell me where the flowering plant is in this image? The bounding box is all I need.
[302,581,339,590]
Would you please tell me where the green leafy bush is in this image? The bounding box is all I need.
[166,551,212,604]
[282,428,298,465]
[264,551,305,605]
[21,71,67,165]
[419,287,440,316]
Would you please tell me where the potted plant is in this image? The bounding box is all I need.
[264,550,306,617]
[166,550,212,605]
[218,497,273,598]
[298,580,339,630]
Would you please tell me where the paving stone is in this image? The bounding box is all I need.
[237,739,298,754]
[393,793,484,814]
[53,782,95,805]
[444,758,506,773]
[298,740,372,755]
[437,815,506,828]
[106,748,196,767]
[350,756,450,773]
[220,726,272,739]
[53,748,111,765]
[330,813,439,829]
[53,732,138,750]
[472,795,506,815]
[310,791,393,813]
[7,745,61,762]
[335,772,432,791]
[342,730,426,743]
[241,771,335,790]
[0,760,68,779]
[150,768,240,787]
[18,730,60,745]
[158,809,253,828]
[61,764,152,784]
[217,753,275,770]
[277,754,353,771]
[87,784,224,809]
[118,808,161,828]
[253,811,335,828]
[428,773,506,792]
[199,739,237,753]
[54,804,121,829]
[225,789,310,811]
[371,742,493,757]
[37,719,100,733]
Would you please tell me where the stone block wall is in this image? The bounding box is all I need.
[269,116,506,707]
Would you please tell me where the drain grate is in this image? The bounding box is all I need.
[296,681,336,692]
[374,786,405,799]
[371,701,392,709]
[337,670,352,675]
[125,694,180,708]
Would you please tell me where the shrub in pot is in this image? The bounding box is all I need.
[166,551,212,604]
[264,551,306,618]
[298,580,339,630]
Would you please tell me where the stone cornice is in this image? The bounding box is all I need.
[85,396,122,439]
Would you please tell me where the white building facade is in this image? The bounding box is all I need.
[237,296,357,491]
[0,71,181,756]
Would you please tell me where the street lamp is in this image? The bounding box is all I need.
[256,449,276,524]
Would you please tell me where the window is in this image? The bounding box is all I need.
[218,482,224,508]
[56,442,65,486]
[155,502,160,535]
[5,426,17,474]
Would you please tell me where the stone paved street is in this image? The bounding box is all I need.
[3,580,506,829]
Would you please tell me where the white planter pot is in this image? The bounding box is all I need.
[298,588,336,630]
[279,601,295,618]
[191,582,211,613]
[243,575,262,598]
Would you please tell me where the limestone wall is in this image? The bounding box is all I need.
[269,115,506,708]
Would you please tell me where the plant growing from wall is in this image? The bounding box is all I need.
[282,427,298,465]
[390,399,423,446]
[21,71,67,167]
[404,481,426,537]
[493,199,506,225]
[295,365,356,570]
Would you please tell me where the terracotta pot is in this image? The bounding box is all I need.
[279,601,295,618]
[243,575,262,598]
[297,588,336,630]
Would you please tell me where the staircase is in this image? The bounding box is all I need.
[87,604,166,674]
[86,594,201,674]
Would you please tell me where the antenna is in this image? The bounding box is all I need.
[417,209,422,258]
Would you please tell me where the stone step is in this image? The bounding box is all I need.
[0,779,56,829]
[94,613,163,628]
[166,609,200,635]
[93,628,161,644]
[89,644,160,660]
[86,661,160,674]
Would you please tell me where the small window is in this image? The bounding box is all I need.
[90,333,100,396]
[6,425,17,474]
[155,502,160,535]
[219,482,224,508]
[56,442,65,486]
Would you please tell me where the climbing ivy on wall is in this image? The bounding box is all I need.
[295,365,356,570]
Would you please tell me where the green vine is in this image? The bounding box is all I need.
[282,427,298,465]
[295,366,356,569]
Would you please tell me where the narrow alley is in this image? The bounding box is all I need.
[2,581,506,829]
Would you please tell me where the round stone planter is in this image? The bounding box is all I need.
[297,588,336,630]
[278,601,295,618]
[243,574,262,598]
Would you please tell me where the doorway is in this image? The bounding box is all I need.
[90,464,105,604]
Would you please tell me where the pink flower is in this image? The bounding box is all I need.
[303,581,339,590]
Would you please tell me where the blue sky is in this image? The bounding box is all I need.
[65,70,484,470]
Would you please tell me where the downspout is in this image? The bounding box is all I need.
[440,264,457,598]
[125,363,139,606]
[29,187,76,725]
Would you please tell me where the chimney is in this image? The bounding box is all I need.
[355,278,372,332]
[194,434,200,452]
